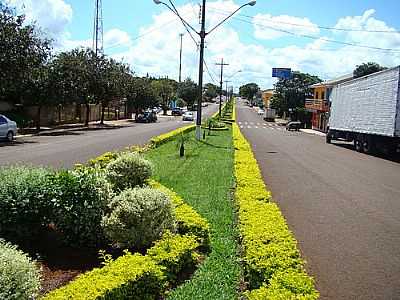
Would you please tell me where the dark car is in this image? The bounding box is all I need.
[171,108,183,116]
[136,111,157,123]
[286,121,302,131]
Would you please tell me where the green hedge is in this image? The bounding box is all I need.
[233,123,319,299]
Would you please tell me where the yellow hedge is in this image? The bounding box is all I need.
[150,125,195,147]
[233,123,319,299]
[149,180,210,247]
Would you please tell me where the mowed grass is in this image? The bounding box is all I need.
[145,129,241,300]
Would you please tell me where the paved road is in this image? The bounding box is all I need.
[0,104,218,169]
[236,101,400,300]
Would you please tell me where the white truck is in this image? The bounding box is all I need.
[264,108,276,122]
[326,66,400,155]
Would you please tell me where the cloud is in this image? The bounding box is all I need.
[7,0,73,44]
[253,13,320,40]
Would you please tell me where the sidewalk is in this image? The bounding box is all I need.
[300,128,326,136]
[17,119,135,138]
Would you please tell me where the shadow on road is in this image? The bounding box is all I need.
[0,140,38,148]
[333,142,400,163]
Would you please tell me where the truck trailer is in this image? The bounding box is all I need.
[326,66,400,155]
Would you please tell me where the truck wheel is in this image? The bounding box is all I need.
[362,136,375,154]
[354,136,363,153]
[326,134,332,144]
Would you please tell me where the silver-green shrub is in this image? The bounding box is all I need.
[102,187,176,249]
[0,240,41,300]
[105,152,153,191]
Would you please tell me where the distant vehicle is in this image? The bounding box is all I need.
[257,108,265,115]
[0,114,17,142]
[171,108,183,116]
[136,111,157,123]
[182,112,194,121]
[152,107,162,114]
[264,108,276,122]
[327,66,400,155]
[286,121,301,131]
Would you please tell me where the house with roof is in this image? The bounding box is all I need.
[306,74,353,132]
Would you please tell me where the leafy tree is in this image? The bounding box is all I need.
[239,83,260,101]
[151,78,176,115]
[177,78,198,109]
[0,3,51,104]
[126,77,157,119]
[204,83,218,101]
[353,62,386,78]
[270,71,321,116]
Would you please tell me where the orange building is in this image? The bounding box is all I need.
[262,89,274,108]
[306,74,353,132]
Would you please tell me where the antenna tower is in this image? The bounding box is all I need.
[93,0,104,55]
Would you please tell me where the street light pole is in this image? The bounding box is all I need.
[216,58,229,118]
[179,33,183,83]
[195,0,206,140]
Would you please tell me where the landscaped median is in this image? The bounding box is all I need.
[233,122,319,299]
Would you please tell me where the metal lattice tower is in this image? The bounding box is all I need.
[92,0,104,55]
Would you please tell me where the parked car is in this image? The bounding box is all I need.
[171,108,183,116]
[182,112,194,121]
[286,121,302,131]
[257,108,265,115]
[136,111,157,123]
[0,114,17,142]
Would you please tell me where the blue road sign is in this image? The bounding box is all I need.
[272,68,292,79]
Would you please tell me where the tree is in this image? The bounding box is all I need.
[204,83,218,101]
[239,83,260,101]
[151,78,176,115]
[0,3,51,104]
[177,78,198,109]
[270,71,321,116]
[353,62,386,78]
[126,77,157,119]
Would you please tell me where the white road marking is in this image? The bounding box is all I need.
[247,126,252,129]
[255,126,258,129]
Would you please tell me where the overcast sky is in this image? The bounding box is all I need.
[6,0,400,90]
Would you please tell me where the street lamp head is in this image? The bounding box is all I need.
[248,1,256,6]
[153,0,162,4]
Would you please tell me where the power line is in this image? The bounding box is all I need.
[209,8,400,53]
[209,7,400,34]
[204,60,218,83]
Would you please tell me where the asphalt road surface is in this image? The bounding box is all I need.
[0,104,218,169]
[236,100,400,300]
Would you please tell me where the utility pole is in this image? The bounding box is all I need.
[216,58,229,118]
[195,0,206,140]
[225,80,231,102]
[179,33,184,83]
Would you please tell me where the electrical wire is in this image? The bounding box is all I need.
[208,8,400,53]
[209,7,400,34]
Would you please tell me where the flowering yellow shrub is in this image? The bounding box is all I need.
[233,123,318,299]
[150,125,195,147]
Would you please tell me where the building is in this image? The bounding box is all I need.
[262,89,274,108]
[306,74,353,132]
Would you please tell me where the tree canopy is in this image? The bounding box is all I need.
[239,83,260,100]
[270,71,321,116]
[177,78,198,109]
[353,62,386,78]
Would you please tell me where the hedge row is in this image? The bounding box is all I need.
[232,123,319,299]
[150,125,196,147]
[43,182,209,300]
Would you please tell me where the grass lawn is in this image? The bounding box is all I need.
[145,129,241,300]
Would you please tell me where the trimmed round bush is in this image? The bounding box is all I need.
[105,152,153,191]
[0,166,55,243]
[52,167,113,248]
[102,187,176,249]
[0,240,41,300]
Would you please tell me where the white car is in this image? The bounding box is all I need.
[182,112,194,121]
[257,108,265,115]
[0,114,17,142]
